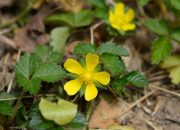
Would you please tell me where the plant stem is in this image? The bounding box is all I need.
[11,90,25,120]
[86,101,94,121]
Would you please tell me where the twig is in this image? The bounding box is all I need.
[156,0,168,19]
[11,90,25,121]
[150,85,180,97]
[118,89,157,117]
[0,28,12,35]
[0,35,17,49]
[148,71,166,78]
[7,49,22,93]
[71,94,79,102]
[148,75,168,82]
[86,101,94,122]
[90,21,104,44]
[145,120,162,130]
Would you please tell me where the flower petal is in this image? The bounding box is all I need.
[86,53,99,71]
[64,59,84,74]
[85,82,98,101]
[115,3,125,16]
[122,23,136,31]
[125,8,135,22]
[94,71,110,85]
[64,78,83,95]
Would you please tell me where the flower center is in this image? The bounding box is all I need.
[81,71,93,83]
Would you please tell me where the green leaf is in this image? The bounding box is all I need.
[67,113,87,128]
[34,45,49,60]
[35,45,63,63]
[112,78,127,96]
[0,101,13,116]
[151,37,172,64]
[29,113,55,129]
[169,66,180,84]
[161,55,180,84]
[138,0,151,6]
[73,43,96,55]
[124,71,148,87]
[144,19,169,35]
[28,104,57,129]
[101,53,125,76]
[45,10,92,27]
[86,0,108,19]
[32,63,66,82]
[50,27,70,52]
[170,28,180,43]
[47,52,63,64]
[15,54,37,79]
[171,0,180,10]
[161,55,180,68]
[16,73,41,94]
[15,54,41,94]
[97,42,129,56]
[16,105,27,128]
[39,98,77,125]
[86,0,105,8]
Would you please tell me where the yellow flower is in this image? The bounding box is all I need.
[108,2,136,31]
[64,53,110,101]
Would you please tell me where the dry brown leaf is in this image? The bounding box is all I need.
[28,14,45,33]
[0,0,14,6]
[122,41,143,72]
[89,94,129,129]
[14,27,36,52]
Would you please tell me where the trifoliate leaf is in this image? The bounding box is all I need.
[161,55,180,84]
[101,53,125,76]
[124,71,148,87]
[32,63,66,82]
[0,101,13,116]
[15,54,41,94]
[47,52,63,64]
[144,19,169,35]
[97,42,129,56]
[15,54,37,79]
[16,73,41,94]
[171,0,180,10]
[35,45,63,63]
[86,0,106,8]
[170,28,180,43]
[39,98,77,125]
[50,27,70,52]
[45,10,92,27]
[34,45,49,61]
[86,0,108,19]
[151,37,172,64]
[73,43,96,55]
[112,78,127,96]
[112,71,148,95]
[138,0,151,6]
